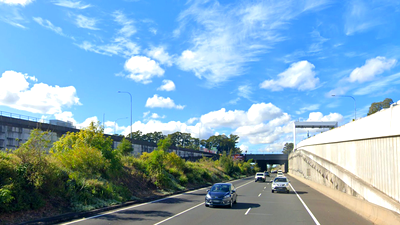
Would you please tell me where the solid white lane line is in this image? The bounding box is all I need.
[289,183,321,225]
[154,202,204,225]
[258,193,261,197]
[245,208,251,215]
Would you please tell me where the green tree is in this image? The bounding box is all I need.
[130,130,143,141]
[204,134,241,154]
[116,138,133,156]
[367,98,394,116]
[282,143,294,155]
[157,137,172,151]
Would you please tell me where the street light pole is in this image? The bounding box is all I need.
[118,91,133,142]
[114,117,128,134]
[332,95,356,120]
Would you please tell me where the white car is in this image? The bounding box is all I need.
[254,172,266,182]
[271,176,290,193]
[277,171,284,177]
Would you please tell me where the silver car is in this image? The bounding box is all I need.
[271,176,290,193]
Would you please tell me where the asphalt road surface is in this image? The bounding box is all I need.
[60,174,373,225]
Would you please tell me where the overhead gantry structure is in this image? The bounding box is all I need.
[293,121,338,150]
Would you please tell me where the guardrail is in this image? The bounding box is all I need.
[0,111,48,123]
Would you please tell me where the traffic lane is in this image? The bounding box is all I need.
[158,178,316,225]
[157,178,263,225]
[59,177,254,225]
[245,179,316,225]
[286,174,374,225]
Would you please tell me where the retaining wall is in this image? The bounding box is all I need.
[291,102,400,215]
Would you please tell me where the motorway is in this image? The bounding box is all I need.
[60,174,373,225]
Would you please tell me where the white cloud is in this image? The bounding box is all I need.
[0,0,33,6]
[33,17,65,36]
[143,111,150,118]
[296,104,320,114]
[234,113,291,145]
[76,116,98,129]
[77,41,139,57]
[146,46,173,66]
[53,0,91,9]
[157,80,175,91]
[260,61,319,91]
[149,28,157,35]
[201,102,283,129]
[150,113,165,119]
[239,144,249,153]
[187,117,198,125]
[0,5,26,28]
[258,142,287,153]
[198,102,294,145]
[201,108,246,129]
[0,70,81,114]
[238,85,252,100]
[175,0,330,86]
[307,112,343,122]
[77,11,139,57]
[145,94,185,109]
[54,111,77,124]
[142,111,165,119]
[114,11,136,38]
[348,56,397,83]
[344,0,380,36]
[354,72,400,95]
[75,14,99,30]
[228,97,240,105]
[308,30,329,53]
[124,56,164,84]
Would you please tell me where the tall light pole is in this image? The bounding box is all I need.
[198,121,202,151]
[332,95,356,120]
[114,117,128,134]
[118,91,133,142]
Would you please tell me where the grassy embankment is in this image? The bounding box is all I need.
[0,123,258,224]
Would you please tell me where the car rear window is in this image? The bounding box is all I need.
[274,178,287,182]
[256,173,264,175]
[211,184,230,192]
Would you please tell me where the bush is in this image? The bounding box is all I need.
[51,122,122,175]
[55,146,110,179]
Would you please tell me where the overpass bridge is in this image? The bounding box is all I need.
[245,154,288,172]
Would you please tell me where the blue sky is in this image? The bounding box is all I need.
[1,0,400,153]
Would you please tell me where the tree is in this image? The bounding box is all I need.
[204,134,241,154]
[130,130,143,141]
[116,138,133,155]
[282,143,294,155]
[368,98,394,116]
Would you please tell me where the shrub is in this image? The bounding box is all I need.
[55,146,110,178]
[51,122,121,174]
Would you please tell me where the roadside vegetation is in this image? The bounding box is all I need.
[0,123,258,223]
